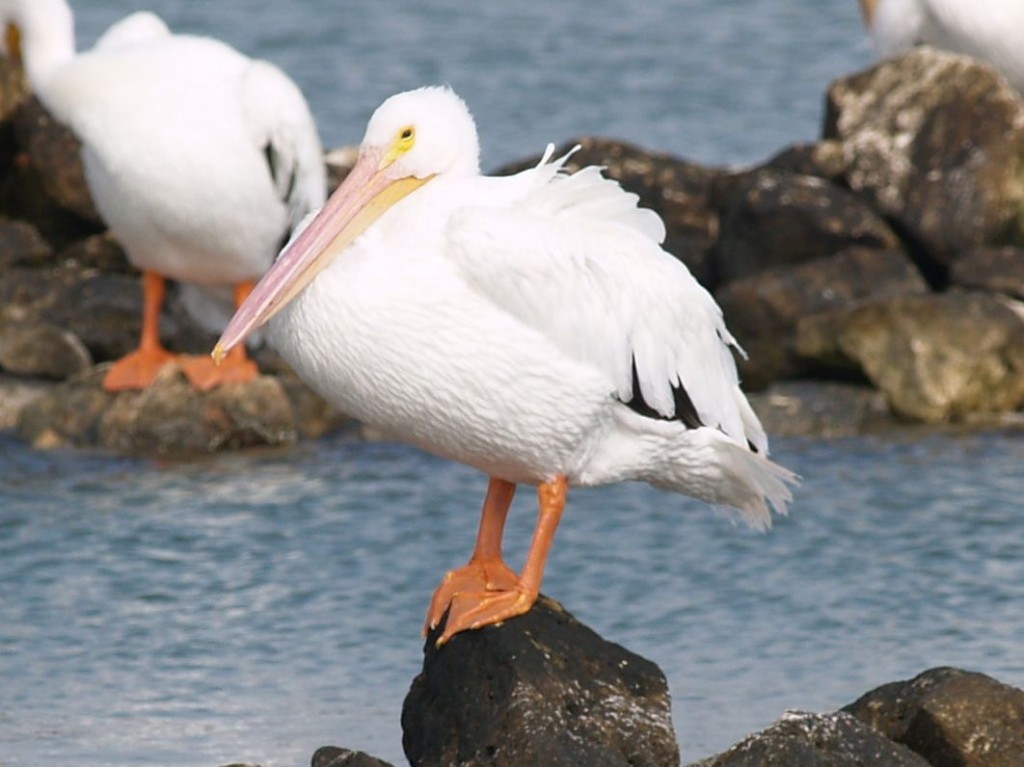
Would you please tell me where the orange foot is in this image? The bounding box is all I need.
[179,353,258,392]
[436,583,537,646]
[103,347,175,392]
[425,558,520,636]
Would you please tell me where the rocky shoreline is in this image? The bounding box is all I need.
[3,46,1024,455]
[269,596,1024,767]
[2,43,1023,767]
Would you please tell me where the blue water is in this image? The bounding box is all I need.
[4,1,1023,766]
[2,430,1023,766]
[72,0,872,170]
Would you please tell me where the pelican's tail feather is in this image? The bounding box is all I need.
[645,429,799,531]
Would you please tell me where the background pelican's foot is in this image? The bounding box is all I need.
[102,348,175,392]
[179,353,258,391]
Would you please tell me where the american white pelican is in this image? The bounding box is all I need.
[0,0,326,391]
[858,0,1024,90]
[215,87,797,644]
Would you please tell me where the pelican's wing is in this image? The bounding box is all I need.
[239,59,327,238]
[447,158,766,452]
[94,11,171,51]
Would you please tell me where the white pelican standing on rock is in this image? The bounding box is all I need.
[858,0,1024,90]
[215,87,797,645]
[0,0,326,391]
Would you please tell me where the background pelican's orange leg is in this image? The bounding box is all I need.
[181,280,260,390]
[103,270,174,391]
[426,477,519,634]
[436,475,568,645]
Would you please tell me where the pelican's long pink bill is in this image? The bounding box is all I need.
[212,149,430,362]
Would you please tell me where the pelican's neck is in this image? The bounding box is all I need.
[10,0,76,93]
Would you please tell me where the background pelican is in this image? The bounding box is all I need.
[0,0,326,390]
[216,86,797,645]
[858,0,1024,90]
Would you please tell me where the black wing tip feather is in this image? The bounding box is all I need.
[622,356,703,429]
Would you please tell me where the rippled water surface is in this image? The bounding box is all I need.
[3,430,1023,766]
[4,1,1024,765]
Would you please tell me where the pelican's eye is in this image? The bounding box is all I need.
[381,125,417,168]
[397,125,415,150]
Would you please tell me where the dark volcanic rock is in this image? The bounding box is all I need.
[688,711,930,767]
[495,136,726,287]
[763,139,848,182]
[402,594,679,767]
[311,745,396,767]
[715,247,928,388]
[12,95,100,223]
[16,365,297,455]
[711,168,900,286]
[950,246,1024,299]
[0,54,29,165]
[844,667,1024,767]
[829,291,1024,422]
[825,48,1024,276]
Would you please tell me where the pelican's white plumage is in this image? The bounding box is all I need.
[217,86,796,643]
[860,0,1024,90]
[0,0,326,389]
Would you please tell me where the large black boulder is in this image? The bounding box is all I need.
[401,594,680,767]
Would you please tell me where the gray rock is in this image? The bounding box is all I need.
[0,372,52,430]
[749,381,892,438]
[16,365,297,455]
[0,219,53,269]
[56,231,133,274]
[843,667,1024,767]
[825,48,1024,274]
[402,594,679,767]
[833,291,1024,422]
[710,169,900,286]
[0,319,92,378]
[0,265,215,363]
[715,247,928,388]
[687,711,930,767]
[950,246,1024,300]
[311,745,395,767]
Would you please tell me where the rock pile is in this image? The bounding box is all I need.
[308,598,1023,767]
[0,54,349,454]
[500,47,1024,434]
[3,47,1024,454]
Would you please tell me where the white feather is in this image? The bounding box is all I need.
[258,87,797,527]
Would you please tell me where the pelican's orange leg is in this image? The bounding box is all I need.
[426,477,520,634]
[181,280,260,391]
[103,270,175,391]
[434,474,568,646]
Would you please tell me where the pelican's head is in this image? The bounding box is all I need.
[364,86,480,180]
[213,86,481,362]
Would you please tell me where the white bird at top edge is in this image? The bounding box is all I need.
[215,86,798,645]
[0,0,326,391]
[858,0,1024,91]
